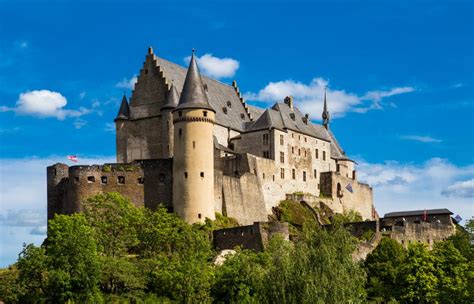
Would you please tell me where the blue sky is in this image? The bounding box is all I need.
[0,0,472,266]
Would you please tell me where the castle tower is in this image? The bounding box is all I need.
[115,93,130,162]
[161,83,179,158]
[172,50,216,223]
[322,87,330,130]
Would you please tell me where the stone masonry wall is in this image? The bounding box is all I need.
[47,160,172,219]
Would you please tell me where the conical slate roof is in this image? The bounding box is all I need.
[174,51,215,112]
[161,83,179,110]
[322,88,330,128]
[115,94,130,121]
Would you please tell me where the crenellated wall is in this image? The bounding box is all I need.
[47,160,172,219]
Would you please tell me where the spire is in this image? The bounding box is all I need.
[115,93,130,121]
[161,82,180,110]
[174,50,215,112]
[322,87,330,129]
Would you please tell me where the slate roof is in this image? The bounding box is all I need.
[152,54,350,160]
[161,83,179,110]
[115,94,130,121]
[154,56,251,131]
[175,52,214,112]
[384,209,453,218]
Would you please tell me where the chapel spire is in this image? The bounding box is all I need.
[322,87,330,129]
[175,49,215,112]
[115,93,130,121]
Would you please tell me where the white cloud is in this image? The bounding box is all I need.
[400,135,442,143]
[104,122,115,132]
[184,53,239,79]
[73,118,87,129]
[116,75,137,89]
[1,90,90,120]
[357,158,474,223]
[79,91,86,99]
[0,155,115,267]
[442,179,474,198]
[244,78,415,118]
[30,225,47,236]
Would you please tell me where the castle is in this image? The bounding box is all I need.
[47,46,376,225]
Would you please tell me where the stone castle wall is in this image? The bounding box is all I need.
[47,160,172,220]
[383,222,455,249]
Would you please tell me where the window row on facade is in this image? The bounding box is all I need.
[75,175,145,185]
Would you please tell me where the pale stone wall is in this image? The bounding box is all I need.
[384,222,455,249]
[222,173,268,225]
[173,109,215,224]
[213,124,240,147]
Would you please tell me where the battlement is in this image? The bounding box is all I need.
[47,159,172,220]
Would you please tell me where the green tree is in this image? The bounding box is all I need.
[83,192,142,257]
[45,213,101,302]
[433,241,470,303]
[398,243,438,304]
[99,256,146,300]
[0,267,23,303]
[364,237,406,302]
[15,244,48,302]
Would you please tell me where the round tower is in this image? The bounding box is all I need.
[172,50,216,223]
[161,83,179,158]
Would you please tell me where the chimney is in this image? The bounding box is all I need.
[284,96,294,110]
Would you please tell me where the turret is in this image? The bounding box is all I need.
[322,87,330,130]
[115,94,130,162]
[172,50,216,223]
[161,83,179,158]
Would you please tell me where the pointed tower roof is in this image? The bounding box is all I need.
[161,83,180,110]
[322,87,330,129]
[115,94,130,121]
[174,50,215,112]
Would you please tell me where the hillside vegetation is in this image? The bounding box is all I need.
[0,192,472,303]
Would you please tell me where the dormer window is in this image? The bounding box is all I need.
[222,107,228,114]
[240,113,245,120]
[227,101,232,108]
[203,84,208,91]
[290,113,295,120]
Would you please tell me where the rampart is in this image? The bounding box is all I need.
[213,221,289,251]
[47,159,172,220]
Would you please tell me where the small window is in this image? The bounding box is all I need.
[317,183,320,189]
[337,183,343,197]
[178,111,183,117]
[263,151,270,158]
[52,168,57,177]
[290,113,295,120]
[304,137,307,142]
[262,133,269,145]
[74,176,79,183]
[298,149,301,156]
[101,176,108,184]
[234,170,239,176]
[203,111,207,117]
[200,172,204,178]
[304,150,307,157]
[138,177,144,184]
[315,149,319,159]
[280,168,285,179]
[262,173,265,179]
[179,129,182,137]
[118,176,125,184]
[292,133,294,138]
[298,135,301,140]
[198,213,202,219]
[292,147,295,154]
[280,152,284,163]
[184,172,188,178]
[323,151,326,161]
[336,164,340,172]
[222,107,228,114]
[193,141,196,149]
[280,134,284,145]
[87,176,95,183]
[240,113,245,120]
[272,175,275,181]
[314,169,317,178]
[303,171,306,182]
[145,69,148,74]
[292,169,296,180]
[227,101,232,108]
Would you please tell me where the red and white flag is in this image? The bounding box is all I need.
[67,155,78,162]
